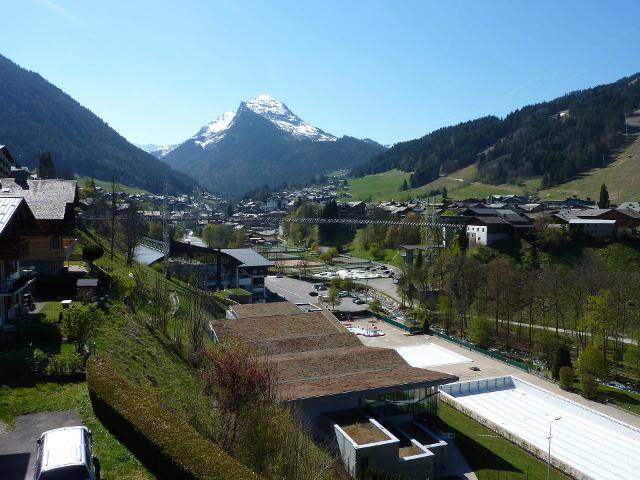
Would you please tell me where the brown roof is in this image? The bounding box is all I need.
[211,311,345,344]
[212,303,457,402]
[278,366,455,401]
[230,302,304,319]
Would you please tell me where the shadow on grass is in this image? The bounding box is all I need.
[604,389,640,407]
[437,415,522,475]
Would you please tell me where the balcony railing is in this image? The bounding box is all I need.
[0,267,36,294]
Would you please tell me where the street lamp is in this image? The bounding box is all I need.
[547,416,561,480]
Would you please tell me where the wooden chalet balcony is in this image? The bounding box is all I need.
[0,239,29,260]
[22,237,78,261]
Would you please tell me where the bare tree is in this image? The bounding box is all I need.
[203,343,277,450]
[124,203,142,265]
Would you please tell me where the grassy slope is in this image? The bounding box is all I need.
[345,169,412,201]
[77,176,151,195]
[346,129,640,203]
[345,165,535,202]
[537,132,640,202]
[439,402,568,480]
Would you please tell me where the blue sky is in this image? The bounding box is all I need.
[2,0,640,146]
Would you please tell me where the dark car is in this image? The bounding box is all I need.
[309,291,319,297]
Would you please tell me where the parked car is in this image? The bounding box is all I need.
[352,298,366,305]
[338,291,349,297]
[34,426,99,480]
[275,273,284,278]
[309,291,319,297]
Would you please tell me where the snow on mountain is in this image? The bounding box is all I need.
[242,94,336,142]
[191,110,236,148]
[151,143,179,158]
[157,94,336,158]
[135,143,162,153]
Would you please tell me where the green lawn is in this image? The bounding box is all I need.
[345,169,413,201]
[77,176,151,195]
[568,382,640,415]
[347,246,404,268]
[438,402,568,480]
[0,381,151,479]
[39,301,64,323]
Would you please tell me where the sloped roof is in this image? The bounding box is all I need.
[0,197,23,236]
[220,248,272,267]
[0,178,78,220]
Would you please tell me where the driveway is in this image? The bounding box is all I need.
[0,410,82,480]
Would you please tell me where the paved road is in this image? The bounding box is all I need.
[0,410,82,480]
[265,275,368,312]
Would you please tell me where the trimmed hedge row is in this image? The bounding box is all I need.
[87,357,259,480]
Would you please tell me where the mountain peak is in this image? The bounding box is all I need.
[191,110,236,148]
[242,94,336,142]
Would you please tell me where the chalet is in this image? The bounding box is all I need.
[0,178,79,273]
[0,197,38,331]
[338,201,367,219]
[554,208,640,231]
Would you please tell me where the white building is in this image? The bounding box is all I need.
[466,217,512,246]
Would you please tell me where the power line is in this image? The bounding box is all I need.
[78,214,465,228]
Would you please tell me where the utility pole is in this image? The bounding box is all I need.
[110,178,116,262]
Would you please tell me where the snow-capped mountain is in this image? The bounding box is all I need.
[242,94,335,142]
[157,94,383,194]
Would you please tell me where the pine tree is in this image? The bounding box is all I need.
[399,179,408,191]
[598,183,610,208]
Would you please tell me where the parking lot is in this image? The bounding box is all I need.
[265,275,369,312]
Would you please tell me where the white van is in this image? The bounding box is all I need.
[34,426,98,480]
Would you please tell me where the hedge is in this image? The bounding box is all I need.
[87,357,259,480]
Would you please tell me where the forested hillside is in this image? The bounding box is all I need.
[355,73,640,189]
[0,54,196,194]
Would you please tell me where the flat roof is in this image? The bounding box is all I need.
[569,218,616,224]
[229,302,303,319]
[211,304,456,401]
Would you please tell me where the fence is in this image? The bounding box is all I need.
[368,310,423,334]
[430,330,530,372]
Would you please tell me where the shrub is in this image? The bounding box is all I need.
[61,304,104,353]
[552,344,572,380]
[578,345,609,380]
[87,357,258,480]
[82,244,104,269]
[581,373,599,400]
[559,366,575,390]
[46,351,83,376]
